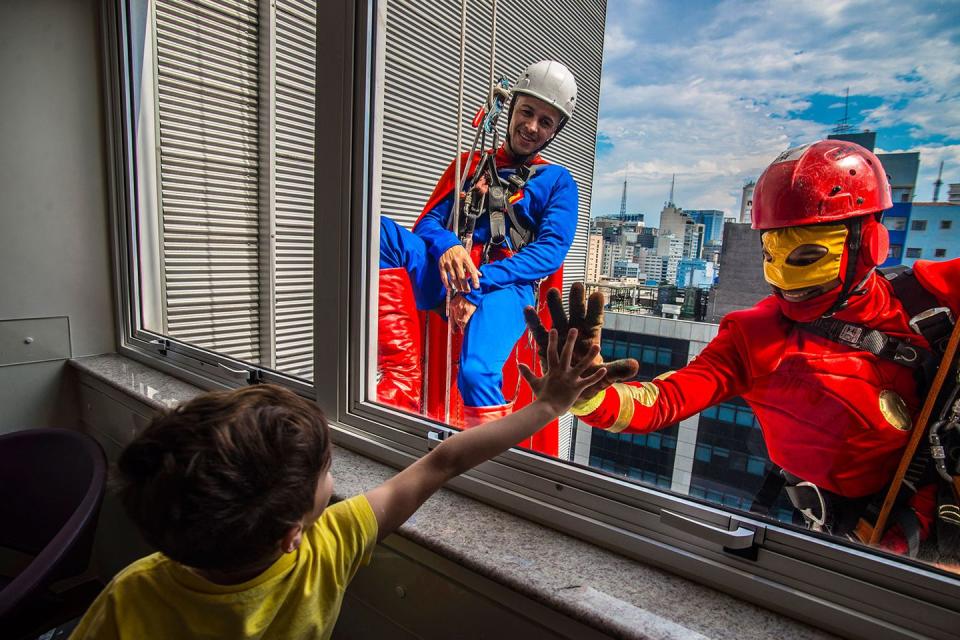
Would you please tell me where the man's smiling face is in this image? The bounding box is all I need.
[507,94,561,157]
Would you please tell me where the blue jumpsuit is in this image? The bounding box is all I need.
[379,162,579,407]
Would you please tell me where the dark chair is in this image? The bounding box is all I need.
[0,428,107,639]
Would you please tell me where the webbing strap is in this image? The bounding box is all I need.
[801,317,936,371]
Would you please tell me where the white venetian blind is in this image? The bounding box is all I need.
[274,0,317,379]
[153,0,262,363]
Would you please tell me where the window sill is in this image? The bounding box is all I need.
[68,354,832,640]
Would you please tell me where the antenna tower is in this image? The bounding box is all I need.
[668,174,676,207]
[831,88,853,134]
[933,160,944,202]
[619,178,627,219]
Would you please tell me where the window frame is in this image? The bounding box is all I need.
[101,1,960,637]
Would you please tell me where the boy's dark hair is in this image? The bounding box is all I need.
[116,384,331,571]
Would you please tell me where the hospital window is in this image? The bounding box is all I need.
[936,248,947,258]
[103,0,960,636]
[911,219,927,231]
[942,220,953,230]
[906,247,922,258]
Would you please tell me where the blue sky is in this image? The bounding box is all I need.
[591,0,960,226]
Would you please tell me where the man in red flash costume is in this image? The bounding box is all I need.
[528,140,960,551]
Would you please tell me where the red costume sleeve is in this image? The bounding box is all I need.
[571,323,753,432]
[912,258,960,316]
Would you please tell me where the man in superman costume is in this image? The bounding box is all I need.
[527,140,960,554]
[377,61,580,449]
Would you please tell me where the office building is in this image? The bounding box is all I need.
[901,203,960,265]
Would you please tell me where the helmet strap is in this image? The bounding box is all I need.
[823,217,865,317]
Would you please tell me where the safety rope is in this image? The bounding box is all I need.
[443,0,470,423]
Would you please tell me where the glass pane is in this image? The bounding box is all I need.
[695,445,712,463]
[370,0,606,438]
[129,0,316,381]
[656,348,672,366]
[613,341,629,359]
[364,0,960,575]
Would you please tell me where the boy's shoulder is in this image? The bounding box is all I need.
[113,552,173,583]
[304,494,378,579]
[104,552,177,599]
[311,494,377,540]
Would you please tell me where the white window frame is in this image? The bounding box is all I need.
[101,1,960,638]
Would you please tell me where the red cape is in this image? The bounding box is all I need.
[415,147,563,456]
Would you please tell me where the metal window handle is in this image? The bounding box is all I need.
[660,509,757,550]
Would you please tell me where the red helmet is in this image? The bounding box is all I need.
[751,140,892,230]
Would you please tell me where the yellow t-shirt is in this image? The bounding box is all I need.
[70,495,378,640]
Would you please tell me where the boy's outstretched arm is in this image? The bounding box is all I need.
[365,329,605,541]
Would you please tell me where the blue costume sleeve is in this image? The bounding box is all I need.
[414,195,461,264]
[469,169,578,301]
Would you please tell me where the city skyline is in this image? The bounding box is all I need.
[591,0,960,227]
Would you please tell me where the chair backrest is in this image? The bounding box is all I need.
[0,428,107,621]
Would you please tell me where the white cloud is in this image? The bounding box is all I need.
[593,0,960,218]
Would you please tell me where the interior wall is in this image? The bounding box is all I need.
[0,0,115,432]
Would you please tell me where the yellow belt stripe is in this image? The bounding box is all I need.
[570,389,605,416]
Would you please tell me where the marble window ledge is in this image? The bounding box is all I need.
[68,354,832,640]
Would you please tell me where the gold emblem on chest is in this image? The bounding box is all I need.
[878,390,912,431]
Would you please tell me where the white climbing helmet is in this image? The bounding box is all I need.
[512,60,577,121]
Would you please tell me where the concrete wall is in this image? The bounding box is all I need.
[707,223,768,322]
[0,0,115,432]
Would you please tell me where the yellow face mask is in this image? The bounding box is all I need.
[761,224,848,290]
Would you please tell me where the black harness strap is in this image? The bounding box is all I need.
[800,316,936,371]
[462,161,538,260]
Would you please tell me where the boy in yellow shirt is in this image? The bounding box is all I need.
[71,329,604,639]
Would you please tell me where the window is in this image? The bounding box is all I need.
[882,216,907,231]
[747,456,767,476]
[109,0,319,389]
[940,220,952,230]
[893,188,913,203]
[906,247,922,258]
[888,244,903,259]
[935,248,947,258]
[104,1,960,636]
[911,219,928,231]
[717,405,736,423]
[695,444,712,462]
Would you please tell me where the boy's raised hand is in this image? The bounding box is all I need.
[518,328,607,415]
[523,283,639,400]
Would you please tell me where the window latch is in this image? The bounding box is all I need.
[426,426,453,451]
[148,338,170,356]
[660,509,763,554]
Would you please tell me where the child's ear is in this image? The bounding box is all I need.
[281,523,304,554]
